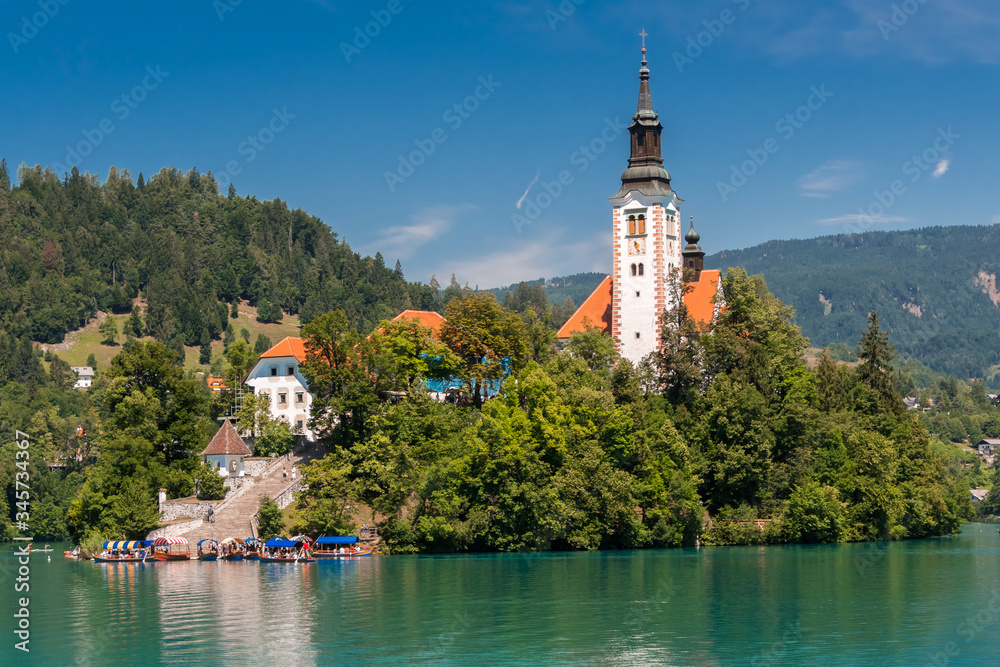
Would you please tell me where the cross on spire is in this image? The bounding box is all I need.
[639,29,648,52]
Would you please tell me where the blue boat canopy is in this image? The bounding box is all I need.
[197,539,219,547]
[264,537,301,548]
[316,536,358,545]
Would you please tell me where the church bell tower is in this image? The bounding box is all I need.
[609,39,684,364]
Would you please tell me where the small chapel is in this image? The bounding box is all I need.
[557,42,723,364]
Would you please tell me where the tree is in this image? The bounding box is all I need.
[99,316,119,345]
[290,454,357,538]
[439,293,528,407]
[127,306,144,338]
[199,328,212,365]
[858,311,903,414]
[230,301,239,319]
[256,497,285,540]
[369,318,460,390]
[49,355,73,390]
[86,352,98,369]
[301,310,381,448]
[254,333,272,356]
[196,461,226,500]
[656,271,705,405]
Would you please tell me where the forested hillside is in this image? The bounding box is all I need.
[0,161,440,355]
[706,225,1000,385]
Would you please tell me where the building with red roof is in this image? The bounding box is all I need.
[391,309,446,337]
[201,419,252,477]
[245,336,314,441]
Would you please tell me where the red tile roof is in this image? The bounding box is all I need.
[555,271,722,339]
[200,420,252,457]
[556,276,613,338]
[685,270,722,330]
[391,310,446,336]
[259,336,306,362]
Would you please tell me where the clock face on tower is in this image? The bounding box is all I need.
[628,238,646,256]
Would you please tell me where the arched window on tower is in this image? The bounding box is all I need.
[688,259,695,268]
[628,215,636,235]
[637,215,646,235]
[630,263,637,276]
[635,132,644,152]
[638,263,645,276]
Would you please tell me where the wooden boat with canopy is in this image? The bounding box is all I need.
[220,537,244,561]
[196,539,220,561]
[152,537,191,561]
[260,537,314,563]
[313,536,373,558]
[243,537,263,560]
[93,540,154,563]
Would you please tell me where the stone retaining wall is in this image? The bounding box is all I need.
[244,458,274,477]
[146,518,201,541]
[159,500,205,522]
[274,480,305,510]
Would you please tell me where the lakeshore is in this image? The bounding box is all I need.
[5,524,1000,665]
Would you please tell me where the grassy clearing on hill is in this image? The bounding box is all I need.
[39,300,301,372]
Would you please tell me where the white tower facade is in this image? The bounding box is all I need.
[610,47,684,365]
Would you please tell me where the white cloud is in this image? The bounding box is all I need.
[363,204,473,260]
[797,160,863,198]
[438,229,608,289]
[933,159,950,178]
[516,170,540,209]
[815,213,907,226]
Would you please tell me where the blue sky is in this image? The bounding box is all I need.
[3,0,998,287]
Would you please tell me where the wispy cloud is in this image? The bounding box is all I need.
[933,159,951,178]
[660,0,1000,64]
[815,213,907,226]
[364,204,474,260]
[797,160,863,198]
[440,229,607,289]
[516,170,540,209]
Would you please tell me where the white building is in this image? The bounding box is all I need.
[556,46,723,364]
[244,337,315,441]
[71,366,94,389]
[201,419,252,477]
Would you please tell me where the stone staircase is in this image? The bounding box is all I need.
[179,443,324,544]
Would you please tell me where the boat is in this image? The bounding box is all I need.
[152,537,191,561]
[313,535,374,558]
[196,539,220,561]
[260,537,315,563]
[64,546,82,559]
[243,537,263,560]
[220,537,244,561]
[92,541,155,563]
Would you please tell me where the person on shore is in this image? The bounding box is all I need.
[291,466,297,480]
[282,467,287,477]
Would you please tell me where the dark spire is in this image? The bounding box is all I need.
[684,215,702,249]
[612,37,674,200]
[682,214,705,281]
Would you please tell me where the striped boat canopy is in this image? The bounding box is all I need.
[316,536,358,545]
[102,541,150,550]
[153,537,189,545]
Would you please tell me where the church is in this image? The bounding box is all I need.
[557,44,723,364]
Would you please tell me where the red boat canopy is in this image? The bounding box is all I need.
[153,537,189,545]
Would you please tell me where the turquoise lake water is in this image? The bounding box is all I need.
[2,524,1000,665]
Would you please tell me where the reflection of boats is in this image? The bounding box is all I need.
[92,541,154,563]
[220,537,244,561]
[260,537,315,563]
[243,537,263,560]
[152,537,191,561]
[313,536,373,558]
[197,539,220,561]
